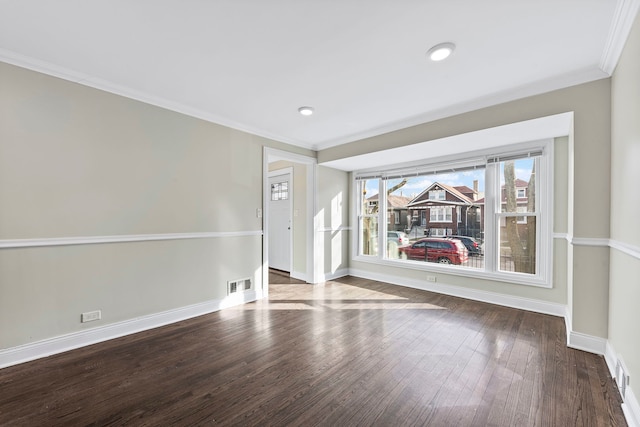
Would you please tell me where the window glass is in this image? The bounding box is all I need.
[354,147,548,285]
[271,181,289,201]
[382,168,484,268]
[358,179,379,256]
[497,158,538,275]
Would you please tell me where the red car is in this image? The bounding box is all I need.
[398,238,469,265]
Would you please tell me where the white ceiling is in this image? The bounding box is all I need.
[0,1,636,151]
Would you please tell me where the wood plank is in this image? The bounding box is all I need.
[0,275,627,426]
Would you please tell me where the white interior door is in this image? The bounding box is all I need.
[269,172,292,272]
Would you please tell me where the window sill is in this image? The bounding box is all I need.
[352,255,552,288]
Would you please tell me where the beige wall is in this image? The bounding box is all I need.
[609,11,640,402]
[0,62,312,349]
[321,80,612,337]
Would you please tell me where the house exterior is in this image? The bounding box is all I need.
[476,178,531,237]
[366,193,411,232]
[407,182,482,239]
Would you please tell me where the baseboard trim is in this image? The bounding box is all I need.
[605,341,640,427]
[623,391,640,427]
[348,268,566,317]
[0,291,257,369]
[290,270,308,282]
[319,268,350,282]
[567,331,607,355]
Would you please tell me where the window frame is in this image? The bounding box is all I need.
[352,139,553,288]
[429,189,446,200]
[429,206,452,223]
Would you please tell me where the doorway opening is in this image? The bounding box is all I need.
[263,147,317,298]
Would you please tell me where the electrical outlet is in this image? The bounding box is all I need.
[427,276,437,282]
[81,310,101,323]
[256,208,262,218]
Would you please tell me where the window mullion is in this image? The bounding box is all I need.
[379,179,387,260]
[484,163,498,273]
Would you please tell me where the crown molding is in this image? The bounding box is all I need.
[312,67,607,151]
[0,49,316,151]
[600,0,640,75]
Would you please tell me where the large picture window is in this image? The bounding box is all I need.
[354,143,551,286]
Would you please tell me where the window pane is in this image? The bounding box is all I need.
[359,179,379,256]
[500,158,536,213]
[499,216,536,274]
[271,181,288,201]
[361,216,379,256]
[386,168,485,269]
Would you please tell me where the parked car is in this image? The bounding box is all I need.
[445,235,482,256]
[387,231,409,246]
[398,238,469,264]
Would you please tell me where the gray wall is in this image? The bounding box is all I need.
[609,11,640,403]
[0,61,312,349]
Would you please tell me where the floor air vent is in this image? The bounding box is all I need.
[228,278,252,295]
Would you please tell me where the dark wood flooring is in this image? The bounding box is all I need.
[0,274,626,426]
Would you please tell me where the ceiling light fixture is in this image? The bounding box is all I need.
[298,106,314,116]
[427,42,456,61]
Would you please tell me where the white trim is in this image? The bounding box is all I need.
[567,331,607,355]
[0,291,257,369]
[0,49,316,150]
[313,72,602,151]
[623,388,640,427]
[605,341,640,427]
[320,268,350,282]
[264,147,318,288]
[0,230,262,249]
[600,0,640,75]
[571,237,611,247]
[348,268,566,317]
[268,167,294,178]
[605,341,618,379]
[564,305,573,349]
[317,226,352,233]
[558,235,640,260]
[290,270,308,282]
[553,232,571,241]
[610,239,640,260]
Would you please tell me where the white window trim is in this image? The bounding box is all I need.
[352,139,553,288]
[429,189,445,200]
[430,206,453,223]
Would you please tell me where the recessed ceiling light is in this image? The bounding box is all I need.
[298,106,314,116]
[427,42,456,62]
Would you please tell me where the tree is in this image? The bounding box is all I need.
[503,161,535,274]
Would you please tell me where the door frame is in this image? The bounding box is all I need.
[268,167,293,274]
[262,147,318,298]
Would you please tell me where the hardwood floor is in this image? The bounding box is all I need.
[0,274,626,426]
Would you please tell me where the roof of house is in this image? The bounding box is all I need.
[407,182,475,207]
[367,193,411,208]
[453,185,475,195]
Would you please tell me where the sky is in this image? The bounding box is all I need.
[364,158,534,200]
